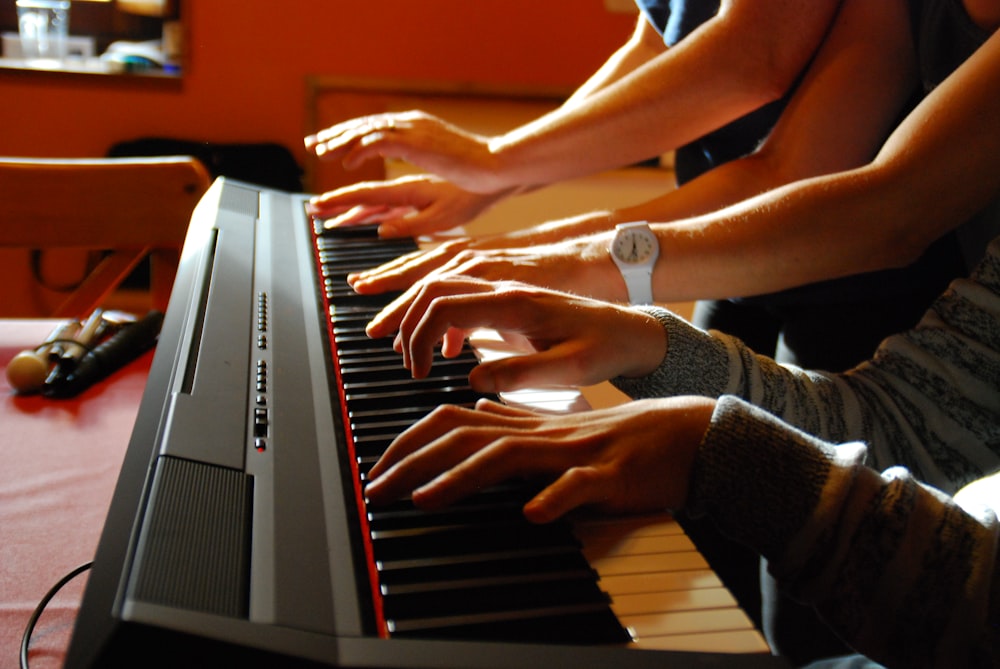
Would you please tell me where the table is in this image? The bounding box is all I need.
[0,320,153,669]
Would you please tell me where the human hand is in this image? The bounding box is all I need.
[366,277,667,392]
[304,111,507,194]
[307,174,508,238]
[352,232,623,301]
[364,396,716,523]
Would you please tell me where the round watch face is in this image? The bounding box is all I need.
[611,228,657,264]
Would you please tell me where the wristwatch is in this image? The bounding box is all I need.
[609,221,659,305]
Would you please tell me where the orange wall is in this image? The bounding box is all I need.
[0,1,634,172]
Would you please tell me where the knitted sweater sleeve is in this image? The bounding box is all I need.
[691,396,1000,668]
[613,237,1000,493]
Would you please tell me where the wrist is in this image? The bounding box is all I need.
[482,136,525,193]
[619,307,669,378]
[578,231,632,303]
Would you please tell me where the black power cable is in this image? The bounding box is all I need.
[19,561,93,669]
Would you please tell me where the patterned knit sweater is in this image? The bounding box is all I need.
[611,237,1000,666]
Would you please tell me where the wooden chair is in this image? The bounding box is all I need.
[0,156,211,317]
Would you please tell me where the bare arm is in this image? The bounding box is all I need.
[610,0,919,230]
[643,26,1000,302]
[313,0,839,195]
[345,0,914,292]
[485,0,841,192]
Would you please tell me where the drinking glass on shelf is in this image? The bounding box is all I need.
[16,0,70,61]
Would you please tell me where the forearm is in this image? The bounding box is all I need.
[616,232,1000,492]
[486,0,838,191]
[689,396,1000,668]
[469,210,617,250]
[643,30,1000,303]
[612,306,856,441]
[563,15,662,107]
[468,139,845,256]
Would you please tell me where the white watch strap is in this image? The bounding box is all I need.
[622,267,654,305]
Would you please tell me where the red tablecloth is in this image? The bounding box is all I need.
[0,320,152,669]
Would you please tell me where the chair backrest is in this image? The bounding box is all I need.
[0,156,211,317]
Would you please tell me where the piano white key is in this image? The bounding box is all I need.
[573,511,769,653]
[598,568,723,596]
[622,609,767,651]
[613,586,738,615]
[580,528,699,558]
[634,629,772,653]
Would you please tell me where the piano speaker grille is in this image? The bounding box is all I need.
[128,456,253,618]
[218,182,260,218]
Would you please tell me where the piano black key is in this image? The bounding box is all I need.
[388,606,632,645]
[341,359,477,384]
[378,551,598,596]
[383,577,614,628]
[350,405,476,434]
[313,221,382,240]
[368,499,527,534]
[346,387,487,413]
[334,332,394,352]
[371,519,579,564]
[344,374,473,395]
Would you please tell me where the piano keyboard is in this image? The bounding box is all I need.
[312,222,768,653]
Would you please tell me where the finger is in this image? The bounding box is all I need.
[409,431,576,511]
[367,407,531,505]
[366,284,423,342]
[310,177,428,212]
[311,126,366,162]
[350,241,473,293]
[350,246,458,295]
[439,327,468,360]
[523,467,604,524]
[471,398,541,418]
[378,209,458,239]
[309,115,402,163]
[400,281,500,376]
[366,403,480,483]
[468,343,591,393]
[349,248,428,288]
[320,205,396,227]
[342,128,410,170]
[407,434,530,510]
